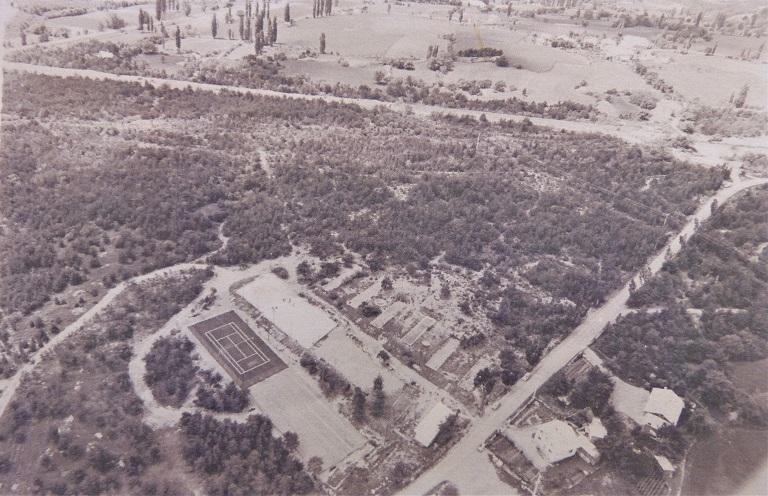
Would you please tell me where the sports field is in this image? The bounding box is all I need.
[189,311,287,387]
[237,274,337,348]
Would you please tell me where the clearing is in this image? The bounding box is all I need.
[248,366,367,469]
[237,273,338,348]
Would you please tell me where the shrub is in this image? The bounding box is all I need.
[457,47,503,57]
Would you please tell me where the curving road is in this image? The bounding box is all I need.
[0,262,208,423]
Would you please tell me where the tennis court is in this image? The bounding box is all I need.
[190,311,287,387]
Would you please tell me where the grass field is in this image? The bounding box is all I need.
[682,427,768,496]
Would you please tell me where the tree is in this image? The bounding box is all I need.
[89,447,118,474]
[211,13,218,39]
[283,431,299,451]
[525,340,544,366]
[433,412,460,446]
[174,26,181,52]
[360,302,381,318]
[297,261,313,281]
[734,84,749,108]
[391,462,412,488]
[499,349,523,385]
[352,386,366,422]
[155,0,162,20]
[284,3,291,23]
[319,32,326,54]
[271,17,278,43]
[377,350,390,365]
[570,368,614,414]
[474,367,496,395]
[307,456,323,477]
[255,31,264,54]
[372,375,386,417]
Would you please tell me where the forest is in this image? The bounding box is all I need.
[179,412,314,495]
[1,71,726,364]
[0,269,212,495]
[144,334,250,412]
[597,186,768,425]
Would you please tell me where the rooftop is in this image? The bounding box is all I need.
[413,401,454,447]
[654,455,676,473]
[644,388,684,428]
[505,420,599,470]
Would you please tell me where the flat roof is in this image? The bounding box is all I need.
[414,401,453,447]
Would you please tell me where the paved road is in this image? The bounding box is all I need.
[400,174,768,496]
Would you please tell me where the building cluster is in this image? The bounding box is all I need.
[485,351,687,495]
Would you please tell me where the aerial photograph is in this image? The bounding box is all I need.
[0,0,765,494]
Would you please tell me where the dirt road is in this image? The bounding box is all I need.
[3,61,662,142]
[0,262,207,423]
[9,61,768,167]
[9,61,768,166]
[400,174,768,496]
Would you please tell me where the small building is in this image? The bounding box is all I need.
[643,388,684,430]
[654,455,676,475]
[582,416,608,440]
[505,420,600,470]
[413,401,454,447]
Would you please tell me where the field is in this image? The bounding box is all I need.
[682,427,768,496]
[248,365,367,469]
[315,326,405,394]
[237,273,338,348]
[189,310,287,387]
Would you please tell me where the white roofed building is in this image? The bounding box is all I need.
[505,420,600,470]
[654,455,676,474]
[643,388,684,430]
[413,402,454,447]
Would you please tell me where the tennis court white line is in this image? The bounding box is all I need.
[204,322,271,375]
